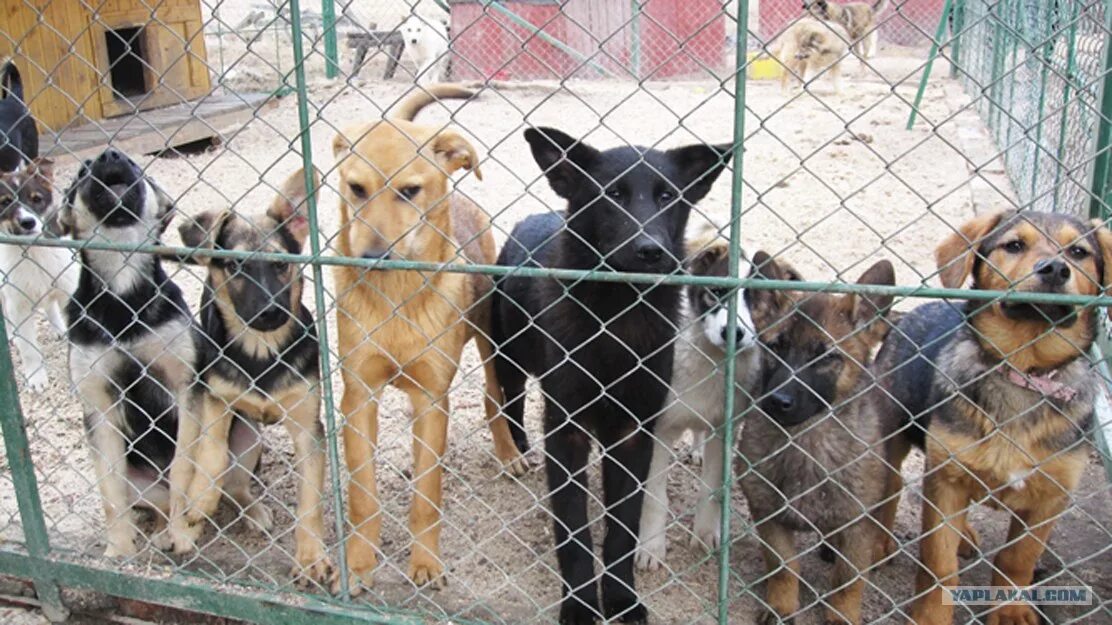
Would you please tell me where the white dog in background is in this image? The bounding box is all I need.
[400,14,449,84]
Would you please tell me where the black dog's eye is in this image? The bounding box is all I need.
[0,196,11,207]
[349,183,368,200]
[397,185,421,201]
[819,349,842,365]
[605,187,623,200]
[1067,245,1090,260]
[659,190,675,203]
[1002,239,1025,253]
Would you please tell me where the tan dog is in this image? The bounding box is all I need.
[874,211,1106,625]
[803,0,889,59]
[170,168,333,585]
[772,18,851,93]
[331,84,528,591]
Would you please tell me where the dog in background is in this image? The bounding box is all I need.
[635,225,762,571]
[739,253,897,625]
[0,158,78,391]
[875,210,1105,625]
[172,167,332,585]
[771,17,851,93]
[331,84,526,591]
[399,14,450,84]
[493,128,732,624]
[0,59,38,172]
[803,0,889,59]
[60,148,263,557]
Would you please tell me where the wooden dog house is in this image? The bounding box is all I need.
[0,0,211,133]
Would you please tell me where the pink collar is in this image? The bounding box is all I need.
[1004,368,1078,402]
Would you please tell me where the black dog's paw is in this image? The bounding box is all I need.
[613,602,647,624]
[559,597,600,625]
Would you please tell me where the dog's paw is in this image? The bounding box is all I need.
[244,502,274,533]
[334,565,376,597]
[610,602,647,624]
[150,529,174,552]
[502,452,531,478]
[293,555,335,589]
[170,521,202,554]
[987,603,1041,625]
[958,523,981,560]
[408,557,446,589]
[757,608,795,625]
[559,597,601,625]
[25,369,48,393]
[104,538,138,559]
[634,539,666,572]
[691,507,721,553]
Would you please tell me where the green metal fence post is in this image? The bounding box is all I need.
[288,0,350,598]
[0,313,69,622]
[718,1,749,622]
[907,0,954,129]
[950,0,966,78]
[630,0,642,80]
[1088,0,1112,219]
[322,0,340,79]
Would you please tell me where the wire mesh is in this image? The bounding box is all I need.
[0,1,1108,625]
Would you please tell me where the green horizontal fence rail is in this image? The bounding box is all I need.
[0,0,1110,624]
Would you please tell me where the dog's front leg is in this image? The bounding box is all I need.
[6,293,47,392]
[184,393,234,524]
[756,519,801,625]
[635,421,680,571]
[166,391,203,553]
[909,468,967,625]
[85,407,137,557]
[985,501,1065,625]
[338,366,386,595]
[544,399,599,625]
[404,375,451,588]
[826,519,876,625]
[475,333,530,476]
[600,425,651,625]
[691,429,724,552]
[283,391,333,586]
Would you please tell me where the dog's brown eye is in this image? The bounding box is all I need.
[1067,245,1090,260]
[1003,240,1025,253]
[29,194,43,204]
[348,183,368,199]
[397,185,421,201]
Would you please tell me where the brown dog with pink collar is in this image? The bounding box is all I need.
[874,210,1111,625]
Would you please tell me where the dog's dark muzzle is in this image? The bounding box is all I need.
[83,148,144,223]
[247,305,292,331]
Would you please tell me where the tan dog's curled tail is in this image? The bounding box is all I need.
[390,83,476,122]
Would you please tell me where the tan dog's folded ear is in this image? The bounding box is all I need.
[333,124,371,159]
[749,250,803,332]
[268,167,320,251]
[30,157,54,183]
[1090,219,1112,318]
[844,259,896,343]
[684,233,729,275]
[935,210,1011,288]
[178,209,231,264]
[431,130,482,180]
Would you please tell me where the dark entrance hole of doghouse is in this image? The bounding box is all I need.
[106,27,149,99]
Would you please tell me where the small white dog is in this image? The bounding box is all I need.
[635,227,763,571]
[399,14,449,84]
[0,159,78,392]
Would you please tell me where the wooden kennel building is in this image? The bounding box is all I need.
[0,0,211,132]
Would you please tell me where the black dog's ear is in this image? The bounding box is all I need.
[178,209,231,264]
[523,127,601,200]
[664,143,734,204]
[148,178,177,236]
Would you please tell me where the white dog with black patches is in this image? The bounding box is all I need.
[60,148,264,557]
[636,226,763,571]
[399,13,449,84]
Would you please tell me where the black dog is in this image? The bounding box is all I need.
[0,60,38,172]
[492,127,731,624]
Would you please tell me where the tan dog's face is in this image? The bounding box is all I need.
[332,120,481,260]
[937,211,1104,326]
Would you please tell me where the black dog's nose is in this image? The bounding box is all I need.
[1035,258,1071,286]
[17,216,37,232]
[99,148,123,163]
[256,307,285,325]
[768,391,794,413]
[721,325,747,346]
[635,243,665,263]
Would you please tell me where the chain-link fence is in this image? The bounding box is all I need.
[0,0,1110,624]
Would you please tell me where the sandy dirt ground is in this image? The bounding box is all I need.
[0,32,1109,625]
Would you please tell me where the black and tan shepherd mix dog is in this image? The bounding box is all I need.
[172,168,333,585]
[802,0,890,59]
[60,148,263,557]
[331,84,527,592]
[493,128,732,624]
[874,210,1109,625]
[739,253,897,625]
